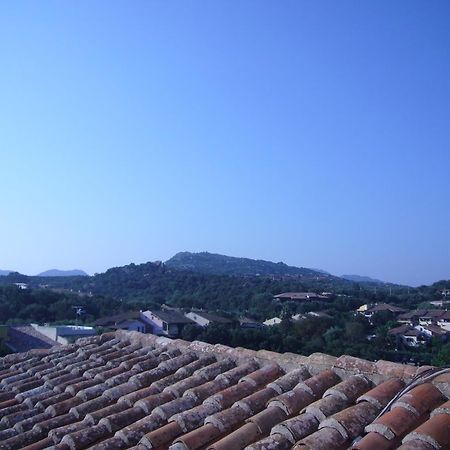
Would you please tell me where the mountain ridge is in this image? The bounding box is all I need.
[36,269,88,277]
[341,274,386,284]
[165,251,334,279]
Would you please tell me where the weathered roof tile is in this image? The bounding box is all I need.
[0,330,448,450]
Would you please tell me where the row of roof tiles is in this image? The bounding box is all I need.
[0,330,449,450]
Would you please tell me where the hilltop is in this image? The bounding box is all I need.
[36,269,88,277]
[165,251,332,279]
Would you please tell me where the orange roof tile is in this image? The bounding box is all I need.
[0,330,449,450]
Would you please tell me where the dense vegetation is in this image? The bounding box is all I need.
[165,251,333,278]
[0,285,119,325]
[0,256,449,365]
[181,309,450,367]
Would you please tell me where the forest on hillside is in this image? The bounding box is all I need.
[1,261,449,365]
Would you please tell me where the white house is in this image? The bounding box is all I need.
[184,311,233,327]
[437,311,450,331]
[141,309,194,338]
[95,312,150,333]
[263,317,282,326]
[30,324,96,345]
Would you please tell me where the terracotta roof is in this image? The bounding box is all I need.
[0,331,449,450]
[419,310,447,319]
[388,324,413,336]
[148,309,195,324]
[365,303,407,314]
[424,324,449,336]
[397,310,427,321]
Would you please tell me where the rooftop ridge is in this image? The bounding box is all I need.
[113,330,450,397]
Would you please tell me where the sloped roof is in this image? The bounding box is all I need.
[4,325,59,353]
[397,310,427,320]
[148,309,194,324]
[0,331,449,449]
[188,311,233,324]
[365,303,406,314]
[424,324,449,336]
[388,324,413,336]
[419,310,447,319]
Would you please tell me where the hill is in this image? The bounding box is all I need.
[30,259,359,320]
[36,269,88,277]
[165,251,331,279]
[342,274,385,284]
[0,270,12,276]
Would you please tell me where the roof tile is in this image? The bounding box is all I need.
[402,413,450,449]
[319,401,379,440]
[0,330,449,450]
[392,383,444,416]
[357,377,405,409]
[292,426,347,450]
[351,431,398,450]
[365,405,425,440]
[246,433,294,450]
[208,421,260,450]
[271,412,319,443]
[396,441,436,450]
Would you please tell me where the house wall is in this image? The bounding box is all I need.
[30,324,58,342]
[116,320,147,333]
[31,324,95,343]
[139,311,166,336]
[141,311,164,328]
[402,335,420,347]
[437,320,450,332]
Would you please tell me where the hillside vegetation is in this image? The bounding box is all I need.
[0,254,449,365]
[165,251,331,278]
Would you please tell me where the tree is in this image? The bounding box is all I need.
[431,344,450,366]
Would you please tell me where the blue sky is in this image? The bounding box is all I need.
[1,1,449,286]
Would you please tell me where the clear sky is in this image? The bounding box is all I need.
[1,1,449,286]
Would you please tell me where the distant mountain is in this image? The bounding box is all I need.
[0,270,12,276]
[341,274,385,284]
[165,252,330,278]
[36,269,88,277]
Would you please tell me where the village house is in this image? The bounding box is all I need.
[263,317,282,326]
[416,323,450,340]
[94,311,150,333]
[389,322,449,348]
[397,310,426,325]
[184,311,234,327]
[418,310,446,326]
[141,309,194,338]
[388,324,425,347]
[239,317,264,328]
[437,310,450,331]
[359,303,406,321]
